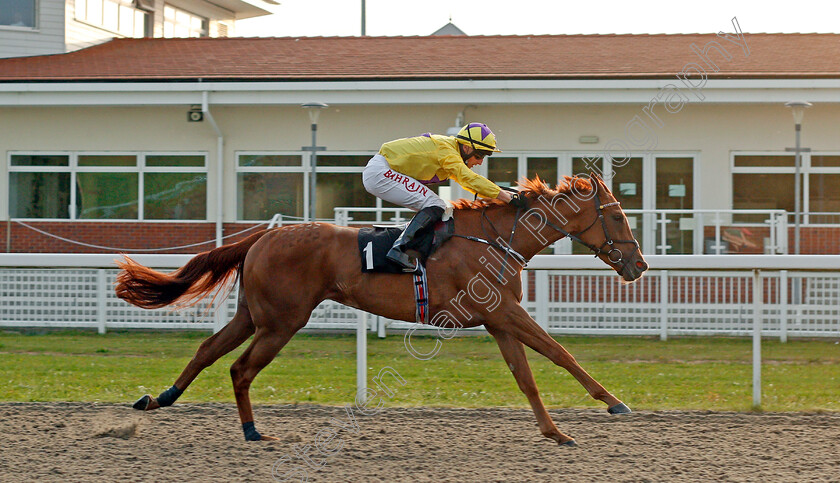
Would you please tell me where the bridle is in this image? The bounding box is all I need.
[539,184,641,268]
[454,180,640,282]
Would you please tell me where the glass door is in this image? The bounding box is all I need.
[655,157,694,254]
[610,157,645,253]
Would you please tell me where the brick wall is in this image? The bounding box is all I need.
[2,221,838,255]
[2,221,263,254]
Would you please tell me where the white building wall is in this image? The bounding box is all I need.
[64,0,120,53]
[2,102,838,221]
[0,0,66,58]
[2,0,257,58]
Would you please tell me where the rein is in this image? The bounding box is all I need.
[453,181,640,282]
[452,187,528,283]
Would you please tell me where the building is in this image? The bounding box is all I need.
[1,32,839,254]
[0,0,273,58]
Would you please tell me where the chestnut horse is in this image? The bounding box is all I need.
[116,174,647,446]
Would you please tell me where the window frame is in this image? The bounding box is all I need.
[74,0,148,38]
[163,3,208,38]
[8,151,208,222]
[0,0,38,30]
[235,151,379,222]
[731,151,840,226]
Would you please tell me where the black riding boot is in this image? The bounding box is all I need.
[386,206,444,271]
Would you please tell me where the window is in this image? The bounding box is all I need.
[526,157,558,186]
[143,155,207,220]
[77,155,138,219]
[8,153,207,220]
[237,154,305,221]
[315,155,375,221]
[163,4,208,38]
[0,0,36,28]
[732,153,840,225]
[9,155,70,218]
[487,157,518,187]
[75,0,148,37]
[236,153,380,222]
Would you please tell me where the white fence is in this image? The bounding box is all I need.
[331,207,791,255]
[1,254,839,339]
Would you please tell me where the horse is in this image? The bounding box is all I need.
[116,174,648,446]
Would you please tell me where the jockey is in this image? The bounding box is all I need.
[362,122,513,271]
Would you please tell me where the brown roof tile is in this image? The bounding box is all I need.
[0,34,837,82]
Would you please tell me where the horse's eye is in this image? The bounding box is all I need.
[612,214,623,222]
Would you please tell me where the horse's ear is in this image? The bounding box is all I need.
[589,171,604,188]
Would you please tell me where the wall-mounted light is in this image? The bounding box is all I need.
[578,135,599,144]
[187,105,203,122]
[446,110,465,136]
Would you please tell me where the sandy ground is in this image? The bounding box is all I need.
[0,402,838,482]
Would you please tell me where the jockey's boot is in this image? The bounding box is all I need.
[387,206,444,271]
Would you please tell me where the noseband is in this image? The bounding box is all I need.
[540,184,640,268]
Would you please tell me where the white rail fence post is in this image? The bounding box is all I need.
[780,270,788,343]
[96,268,107,334]
[752,269,762,408]
[659,270,669,341]
[357,310,368,403]
[535,270,549,330]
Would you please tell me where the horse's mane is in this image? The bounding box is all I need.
[451,175,593,210]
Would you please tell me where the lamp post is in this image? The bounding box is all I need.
[302,102,328,221]
[784,101,812,254]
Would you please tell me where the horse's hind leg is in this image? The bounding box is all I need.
[133,290,256,411]
[486,326,577,446]
[229,323,302,441]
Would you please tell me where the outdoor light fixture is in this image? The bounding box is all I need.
[302,102,327,124]
[785,100,811,125]
[302,102,328,221]
[784,100,812,255]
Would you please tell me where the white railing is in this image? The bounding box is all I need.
[333,207,414,226]
[331,207,791,255]
[623,209,788,255]
[1,254,839,339]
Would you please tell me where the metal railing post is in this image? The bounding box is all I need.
[780,270,788,343]
[535,271,549,330]
[660,270,669,341]
[377,316,386,338]
[752,269,762,408]
[357,310,368,403]
[97,269,107,334]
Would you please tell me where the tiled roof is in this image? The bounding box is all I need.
[0,34,837,82]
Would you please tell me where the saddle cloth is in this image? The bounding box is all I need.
[356,218,454,324]
[356,217,454,275]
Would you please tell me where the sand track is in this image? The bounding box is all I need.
[1,402,838,482]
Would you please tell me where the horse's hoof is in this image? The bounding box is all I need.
[608,402,632,414]
[132,395,152,411]
[560,439,578,447]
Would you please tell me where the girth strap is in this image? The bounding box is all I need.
[413,262,429,323]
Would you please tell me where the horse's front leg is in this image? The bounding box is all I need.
[486,326,577,446]
[490,303,630,414]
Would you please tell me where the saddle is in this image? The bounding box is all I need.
[357,217,455,274]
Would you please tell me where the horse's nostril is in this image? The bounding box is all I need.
[635,260,648,271]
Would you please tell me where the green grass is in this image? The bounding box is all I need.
[0,330,838,412]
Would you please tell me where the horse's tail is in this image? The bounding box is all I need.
[115,229,270,309]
